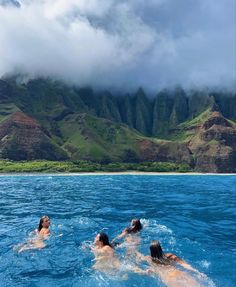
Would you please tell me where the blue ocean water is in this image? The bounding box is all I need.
[0,175,235,287]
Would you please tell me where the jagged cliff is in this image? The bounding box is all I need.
[0,78,235,172]
[188,112,236,172]
[168,107,236,172]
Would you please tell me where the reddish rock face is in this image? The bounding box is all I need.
[9,111,40,127]
[136,111,236,172]
[137,139,193,166]
[201,127,236,145]
[188,112,236,172]
[0,111,68,161]
[202,112,233,129]
[0,108,235,172]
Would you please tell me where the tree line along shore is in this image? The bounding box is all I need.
[0,160,191,173]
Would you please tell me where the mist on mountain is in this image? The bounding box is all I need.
[0,0,235,91]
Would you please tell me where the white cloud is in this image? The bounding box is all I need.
[0,0,235,90]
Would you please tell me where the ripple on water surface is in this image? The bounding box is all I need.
[0,175,235,287]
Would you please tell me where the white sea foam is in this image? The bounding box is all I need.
[168,237,176,246]
[76,217,98,227]
[157,224,173,235]
[200,260,211,269]
[141,218,173,235]
[199,275,216,287]
[77,217,91,225]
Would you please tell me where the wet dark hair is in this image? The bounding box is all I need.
[99,232,112,248]
[150,240,164,259]
[150,241,170,265]
[127,218,142,233]
[38,216,49,232]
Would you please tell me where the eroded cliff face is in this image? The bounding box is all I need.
[137,139,193,166]
[188,112,236,172]
[0,78,235,172]
[0,111,68,160]
[1,78,236,137]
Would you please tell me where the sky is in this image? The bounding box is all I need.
[0,0,235,91]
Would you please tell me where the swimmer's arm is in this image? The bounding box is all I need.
[166,253,200,274]
[132,267,152,275]
[111,228,128,243]
[135,251,150,263]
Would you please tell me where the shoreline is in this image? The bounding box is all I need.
[0,171,235,176]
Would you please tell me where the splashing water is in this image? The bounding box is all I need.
[0,175,235,287]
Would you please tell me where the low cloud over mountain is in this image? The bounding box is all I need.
[0,0,235,90]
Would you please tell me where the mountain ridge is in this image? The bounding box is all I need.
[0,78,235,172]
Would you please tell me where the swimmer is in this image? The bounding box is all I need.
[136,240,203,287]
[112,219,142,250]
[37,215,51,238]
[16,216,51,253]
[92,232,147,277]
[92,232,121,273]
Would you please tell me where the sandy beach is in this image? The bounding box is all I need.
[0,172,235,176]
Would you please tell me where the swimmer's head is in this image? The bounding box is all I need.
[38,216,50,231]
[129,219,142,233]
[95,232,112,247]
[150,240,164,260]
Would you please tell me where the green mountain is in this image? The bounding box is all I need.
[0,77,235,172]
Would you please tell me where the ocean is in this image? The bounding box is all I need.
[0,174,235,287]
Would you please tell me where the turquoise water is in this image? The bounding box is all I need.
[0,175,235,287]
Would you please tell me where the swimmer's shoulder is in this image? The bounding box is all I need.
[165,253,181,262]
[39,228,50,236]
[103,245,114,254]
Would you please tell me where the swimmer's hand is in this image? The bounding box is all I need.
[90,246,96,252]
[146,268,154,274]
[111,241,120,248]
[132,267,151,275]
[81,241,93,250]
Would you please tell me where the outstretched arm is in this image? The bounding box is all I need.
[132,266,153,275]
[111,228,128,243]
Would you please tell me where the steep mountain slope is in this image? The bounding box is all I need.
[0,111,68,160]
[171,109,236,172]
[0,77,235,172]
[0,109,193,165]
[189,112,236,172]
[59,112,143,162]
[52,112,193,165]
[1,78,235,138]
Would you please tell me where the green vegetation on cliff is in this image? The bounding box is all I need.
[1,78,235,138]
[59,113,143,162]
[0,160,191,173]
[0,77,235,172]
